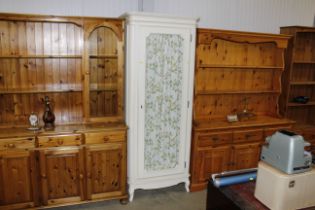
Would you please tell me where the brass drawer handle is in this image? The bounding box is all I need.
[7,143,16,148]
[212,137,219,141]
[245,134,252,139]
[87,172,91,179]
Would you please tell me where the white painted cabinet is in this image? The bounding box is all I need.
[123,12,197,201]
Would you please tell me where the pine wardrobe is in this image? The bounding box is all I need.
[123,12,198,201]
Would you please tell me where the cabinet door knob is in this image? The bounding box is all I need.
[79,174,84,179]
[212,137,219,141]
[103,137,109,142]
[7,143,15,148]
[87,172,91,179]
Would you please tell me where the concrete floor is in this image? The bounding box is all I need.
[51,184,207,210]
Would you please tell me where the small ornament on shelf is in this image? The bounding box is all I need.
[237,97,256,121]
[27,112,41,131]
[292,96,309,104]
[42,96,55,130]
[226,114,238,123]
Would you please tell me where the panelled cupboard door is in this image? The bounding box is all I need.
[136,26,192,178]
[231,143,261,170]
[0,150,37,210]
[38,147,85,206]
[85,143,126,200]
[201,146,230,181]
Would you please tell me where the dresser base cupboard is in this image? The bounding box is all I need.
[0,125,127,209]
[190,120,294,191]
[190,29,294,191]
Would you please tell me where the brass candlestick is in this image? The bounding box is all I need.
[237,97,256,121]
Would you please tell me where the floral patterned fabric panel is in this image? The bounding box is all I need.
[144,33,184,172]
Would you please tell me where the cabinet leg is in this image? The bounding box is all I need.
[185,180,190,192]
[120,198,129,205]
[128,187,135,202]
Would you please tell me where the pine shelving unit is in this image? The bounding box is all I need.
[280,26,315,150]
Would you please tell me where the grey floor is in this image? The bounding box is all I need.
[51,184,207,210]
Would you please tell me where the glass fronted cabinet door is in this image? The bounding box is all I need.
[137,28,191,178]
[84,22,124,122]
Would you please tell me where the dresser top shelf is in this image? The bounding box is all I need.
[194,115,294,131]
[0,122,127,139]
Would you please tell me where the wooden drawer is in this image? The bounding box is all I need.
[264,127,291,137]
[303,130,315,141]
[233,129,263,143]
[197,132,232,147]
[85,131,125,144]
[0,137,35,150]
[37,134,83,148]
[305,143,315,152]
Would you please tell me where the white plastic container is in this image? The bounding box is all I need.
[255,161,315,210]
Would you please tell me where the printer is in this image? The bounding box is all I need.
[261,130,312,174]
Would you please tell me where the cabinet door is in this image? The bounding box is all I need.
[231,143,261,170]
[136,26,193,178]
[0,150,37,209]
[85,143,126,200]
[38,147,85,206]
[85,21,124,122]
[201,146,231,181]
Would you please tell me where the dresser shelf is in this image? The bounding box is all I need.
[196,90,280,95]
[194,115,294,131]
[0,55,82,59]
[199,64,283,69]
[90,87,117,92]
[288,102,315,107]
[89,54,118,58]
[290,81,315,85]
[0,88,82,94]
[293,61,315,64]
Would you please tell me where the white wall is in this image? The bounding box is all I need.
[151,0,315,33]
[0,0,139,17]
[0,0,314,33]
